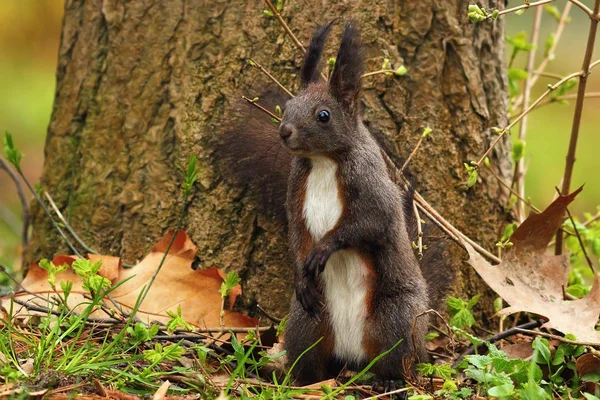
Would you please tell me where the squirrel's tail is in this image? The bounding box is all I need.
[215,89,292,227]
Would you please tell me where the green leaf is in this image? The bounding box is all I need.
[511,139,526,162]
[566,283,590,298]
[83,275,111,294]
[425,331,439,342]
[450,308,476,329]
[544,5,561,22]
[493,297,503,313]
[422,126,432,138]
[263,9,274,17]
[507,31,534,52]
[4,132,24,170]
[275,105,282,117]
[532,337,551,364]
[381,58,391,70]
[467,169,478,188]
[466,294,480,309]
[328,57,336,71]
[488,383,514,398]
[394,65,408,76]
[446,297,466,314]
[500,222,518,242]
[508,68,529,81]
[408,395,432,400]
[583,393,600,400]
[491,9,499,20]
[166,305,195,334]
[182,155,200,199]
[515,8,525,15]
[219,271,241,299]
[71,259,102,278]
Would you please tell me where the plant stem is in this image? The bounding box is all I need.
[512,2,572,110]
[242,96,281,121]
[247,58,294,97]
[362,69,400,78]
[0,156,29,267]
[515,7,543,223]
[496,0,555,18]
[476,65,597,166]
[263,0,305,55]
[555,0,600,255]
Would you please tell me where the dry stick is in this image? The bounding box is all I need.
[0,156,29,267]
[361,69,401,78]
[10,297,121,325]
[242,96,281,121]
[476,66,596,167]
[536,92,600,108]
[486,165,541,213]
[515,7,543,224]
[494,0,555,18]
[569,0,595,16]
[556,187,595,272]
[512,2,573,111]
[0,265,59,305]
[400,134,426,174]
[514,327,600,347]
[555,0,600,256]
[264,0,305,54]
[248,58,294,98]
[44,191,97,255]
[413,202,424,259]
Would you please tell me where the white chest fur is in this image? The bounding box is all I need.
[303,156,369,364]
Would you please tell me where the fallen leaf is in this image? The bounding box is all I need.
[4,230,258,331]
[462,187,600,343]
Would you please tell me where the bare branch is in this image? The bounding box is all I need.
[515,7,543,223]
[512,2,573,110]
[247,58,294,98]
[263,0,305,54]
[0,156,29,267]
[496,0,555,17]
[556,0,600,255]
[242,96,281,122]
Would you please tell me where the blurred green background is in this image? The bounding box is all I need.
[0,1,599,271]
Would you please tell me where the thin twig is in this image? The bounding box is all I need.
[569,0,594,16]
[10,296,122,324]
[242,96,281,122]
[515,327,600,347]
[400,134,426,173]
[556,0,600,255]
[413,202,423,259]
[494,0,555,18]
[536,92,600,109]
[485,165,541,213]
[263,0,305,54]
[361,70,401,78]
[513,2,573,110]
[0,265,59,305]
[557,187,595,273]
[256,303,282,323]
[476,66,595,166]
[44,191,98,255]
[247,58,294,97]
[515,7,543,224]
[0,156,29,267]
[363,387,411,400]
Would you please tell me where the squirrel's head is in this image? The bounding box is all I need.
[278,21,364,156]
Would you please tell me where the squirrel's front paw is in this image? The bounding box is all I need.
[303,247,332,281]
[296,279,323,318]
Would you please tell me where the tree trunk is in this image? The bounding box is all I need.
[29,0,511,319]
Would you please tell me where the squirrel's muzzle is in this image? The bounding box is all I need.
[279,123,296,141]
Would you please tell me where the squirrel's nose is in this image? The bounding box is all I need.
[279,123,295,140]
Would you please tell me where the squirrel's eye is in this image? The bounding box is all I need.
[317,110,330,123]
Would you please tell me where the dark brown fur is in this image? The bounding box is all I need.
[217,21,454,388]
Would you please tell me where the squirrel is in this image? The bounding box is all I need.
[217,20,453,391]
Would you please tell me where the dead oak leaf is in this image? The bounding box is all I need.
[6,230,257,330]
[462,186,600,343]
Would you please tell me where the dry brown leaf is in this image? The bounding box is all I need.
[462,186,600,343]
[5,230,257,330]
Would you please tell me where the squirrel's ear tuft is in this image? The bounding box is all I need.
[329,22,364,114]
[300,20,335,87]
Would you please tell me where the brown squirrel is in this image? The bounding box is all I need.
[218,20,452,391]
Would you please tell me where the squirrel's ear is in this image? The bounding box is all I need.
[329,22,364,114]
[300,21,335,87]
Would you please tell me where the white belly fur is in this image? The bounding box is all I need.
[303,156,369,364]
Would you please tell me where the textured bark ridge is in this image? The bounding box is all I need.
[30,0,510,318]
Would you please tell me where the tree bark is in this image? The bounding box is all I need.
[29,0,511,319]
